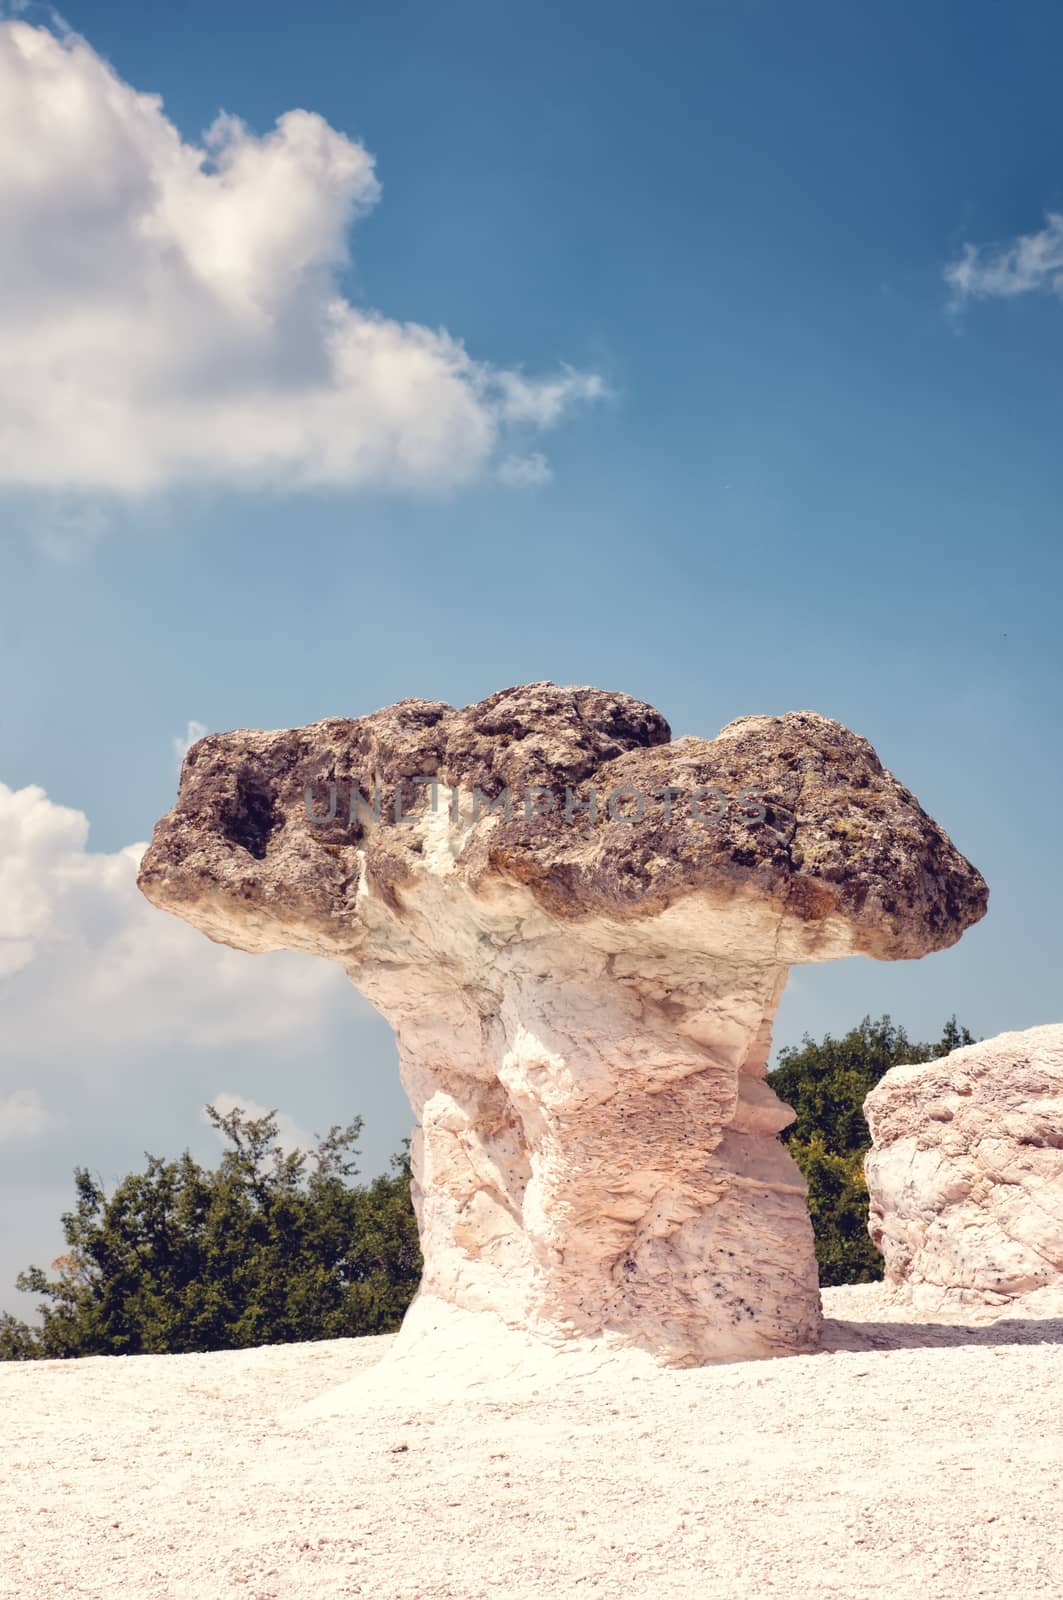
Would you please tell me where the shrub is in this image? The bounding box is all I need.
[767,1015,974,1286]
[2,1105,421,1359]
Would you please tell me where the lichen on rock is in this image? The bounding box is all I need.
[138,682,987,1367]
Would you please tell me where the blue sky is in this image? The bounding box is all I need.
[1,0,1061,1314]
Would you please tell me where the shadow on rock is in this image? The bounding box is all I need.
[821,1316,1063,1353]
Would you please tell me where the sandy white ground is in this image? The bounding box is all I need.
[1,1285,1061,1600]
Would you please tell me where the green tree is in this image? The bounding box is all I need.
[0,1311,41,1361]
[767,1015,975,1286]
[2,1106,421,1360]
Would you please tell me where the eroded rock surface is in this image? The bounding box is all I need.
[865,1024,1063,1319]
[138,683,987,1365]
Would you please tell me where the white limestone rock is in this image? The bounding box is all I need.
[865,1024,1063,1319]
[138,682,987,1367]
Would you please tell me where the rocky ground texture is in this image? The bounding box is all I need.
[1,1285,1060,1600]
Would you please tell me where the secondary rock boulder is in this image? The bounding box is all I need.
[865,1024,1063,1318]
[138,683,987,1366]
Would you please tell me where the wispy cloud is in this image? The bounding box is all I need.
[497,451,553,488]
[0,1088,53,1144]
[173,720,208,771]
[30,496,113,561]
[945,211,1063,306]
[494,368,607,426]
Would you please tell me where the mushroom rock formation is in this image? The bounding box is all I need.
[865,1024,1063,1320]
[138,683,987,1368]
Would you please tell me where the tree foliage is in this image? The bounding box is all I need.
[1,1105,421,1360]
[3,1019,980,1355]
[767,1015,975,1286]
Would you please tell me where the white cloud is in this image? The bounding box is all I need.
[0,1088,53,1144]
[945,212,1063,305]
[0,777,410,1316]
[497,451,553,488]
[204,1093,313,1159]
[0,779,358,1061]
[0,21,603,500]
[494,367,606,426]
[173,720,208,771]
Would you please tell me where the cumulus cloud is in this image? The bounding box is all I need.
[0,777,409,1316]
[0,22,603,498]
[0,780,357,1061]
[945,212,1063,305]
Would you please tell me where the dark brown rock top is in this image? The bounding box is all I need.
[138,682,988,962]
